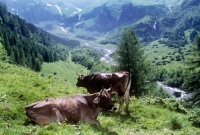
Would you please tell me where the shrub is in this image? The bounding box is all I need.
[192,117,200,128]
[147,97,187,114]
[170,115,182,130]
[188,111,200,128]
[150,87,171,98]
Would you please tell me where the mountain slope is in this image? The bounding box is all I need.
[0,2,79,71]
[1,0,200,49]
[1,61,200,135]
[0,0,184,42]
[103,0,200,44]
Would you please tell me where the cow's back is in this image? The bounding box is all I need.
[25,95,92,124]
[88,73,112,93]
[89,72,130,96]
[49,95,91,123]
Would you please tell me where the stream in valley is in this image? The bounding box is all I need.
[157,81,188,100]
[83,41,115,65]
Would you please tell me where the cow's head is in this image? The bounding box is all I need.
[76,72,89,88]
[93,87,117,111]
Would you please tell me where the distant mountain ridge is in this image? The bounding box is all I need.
[1,0,200,45]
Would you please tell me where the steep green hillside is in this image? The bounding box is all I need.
[0,2,80,71]
[1,61,200,135]
[41,60,89,86]
[0,61,82,134]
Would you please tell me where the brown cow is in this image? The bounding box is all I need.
[25,88,116,125]
[76,71,131,112]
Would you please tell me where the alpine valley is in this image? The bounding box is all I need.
[1,1,200,135]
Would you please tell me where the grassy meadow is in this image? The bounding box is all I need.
[1,61,200,135]
[144,40,191,69]
[40,60,89,86]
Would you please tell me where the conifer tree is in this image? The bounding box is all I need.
[0,38,9,62]
[184,34,200,105]
[114,28,153,97]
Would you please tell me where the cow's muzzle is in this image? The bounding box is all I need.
[110,106,117,111]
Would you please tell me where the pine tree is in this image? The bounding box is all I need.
[34,58,42,72]
[0,38,9,62]
[114,28,153,97]
[184,34,200,106]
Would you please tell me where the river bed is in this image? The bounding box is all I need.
[83,41,115,64]
[157,81,188,100]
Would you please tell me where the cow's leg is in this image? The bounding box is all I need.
[50,107,62,125]
[84,117,100,125]
[33,108,62,125]
[124,90,130,112]
[93,108,101,119]
[124,95,130,112]
[36,117,50,125]
[82,110,100,125]
[124,76,131,112]
[118,96,124,112]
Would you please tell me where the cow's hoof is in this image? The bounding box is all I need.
[73,125,81,130]
[57,121,62,125]
[125,110,130,114]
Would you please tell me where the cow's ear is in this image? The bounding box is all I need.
[100,89,103,95]
[107,84,112,92]
[80,75,85,80]
[93,97,100,104]
[76,72,84,79]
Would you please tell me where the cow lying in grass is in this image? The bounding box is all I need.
[25,87,117,125]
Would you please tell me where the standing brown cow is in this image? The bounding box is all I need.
[76,71,131,112]
[25,87,116,125]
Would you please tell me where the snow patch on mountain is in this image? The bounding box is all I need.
[58,26,68,32]
[46,4,63,16]
[46,3,53,7]
[55,5,62,16]
[73,7,82,14]
[76,7,82,12]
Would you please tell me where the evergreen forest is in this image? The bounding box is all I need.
[0,3,79,71]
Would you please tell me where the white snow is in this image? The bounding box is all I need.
[76,7,82,12]
[55,5,62,16]
[57,26,69,32]
[46,4,53,7]
[46,4,63,16]
[73,7,82,14]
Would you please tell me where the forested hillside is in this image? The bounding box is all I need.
[158,0,200,47]
[0,2,79,71]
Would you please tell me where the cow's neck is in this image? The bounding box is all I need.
[83,93,99,111]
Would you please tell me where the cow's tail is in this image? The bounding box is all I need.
[124,72,131,112]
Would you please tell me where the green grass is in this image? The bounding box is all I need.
[1,61,200,135]
[144,40,190,69]
[41,60,89,86]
